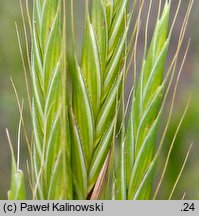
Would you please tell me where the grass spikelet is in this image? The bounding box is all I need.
[126,1,170,200]
[31,0,72,199]
[70,0,130,198]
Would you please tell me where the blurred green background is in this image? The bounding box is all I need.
[0,0,198,199]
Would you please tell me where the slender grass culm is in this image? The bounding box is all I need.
[7,0,193,200]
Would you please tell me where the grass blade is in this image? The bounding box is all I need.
[7,129,26,200]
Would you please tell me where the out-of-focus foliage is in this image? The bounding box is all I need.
[156,0,199,200]
[0,0,31,199]
[158,61,199,200]
[0,1,24,199]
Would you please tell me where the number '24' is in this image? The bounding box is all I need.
[182,203,195,212]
